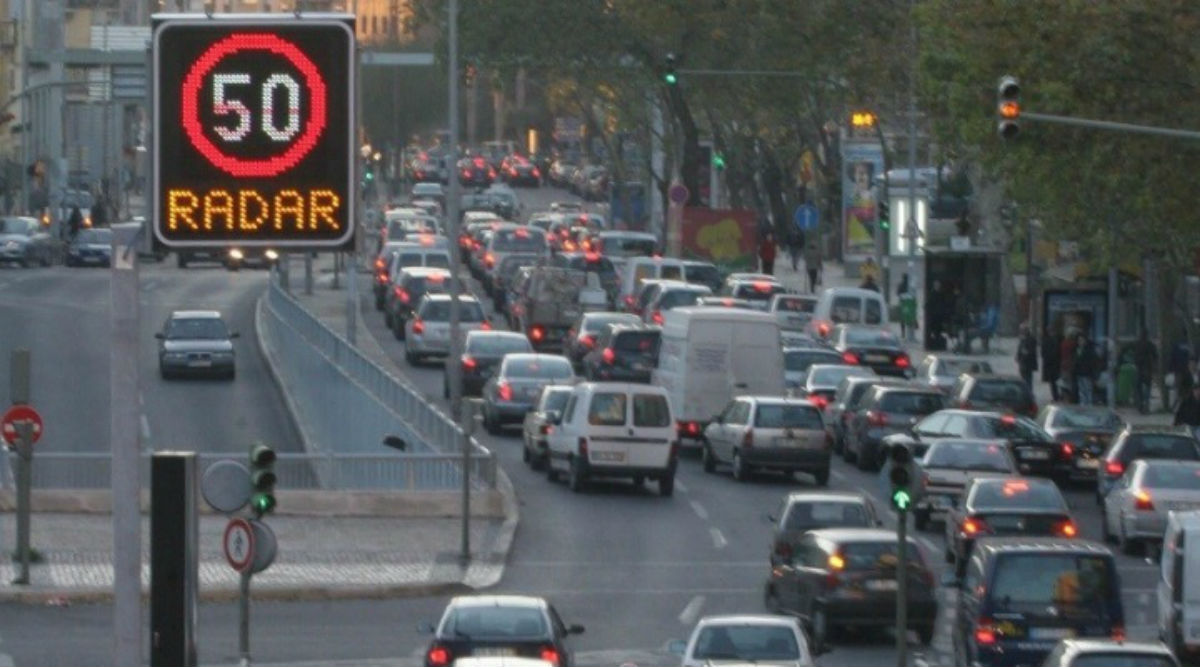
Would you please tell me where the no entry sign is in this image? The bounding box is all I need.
[1,404,43,446]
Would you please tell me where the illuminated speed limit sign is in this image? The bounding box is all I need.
[153,16,355,248]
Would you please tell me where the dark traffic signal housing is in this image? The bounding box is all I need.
[664,53,678,86]
[997,75,1021,139]
[249,443,277,517]
[888,443,915,512]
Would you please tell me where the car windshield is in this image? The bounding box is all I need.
[1123,435,1200,462]
[684,264,720,285]
[504,357,573,380]
[977,415,1049,440]
[971,479,1064,510]
[924,442,1012,472]
[845,328,898,346]
[784,501,870,531]
[1142,464,1200,490]
[421,300,484,322]
[692,624,800,662]
[633,393,671,427]
[1050,408,1124,430]
[493,228,545,252]
[166,317,228,340]
[443,606,547,639]
[990,554,1114,612]
[468,335,530,356]
[970,380,1032,405]
[602,236,656,257]
[1070,654,1175,667]
[785,350,841,372]
[0,218,31,234]
[76,228,112,243]
[878,392,945,415]
[935,359,993,377]
[755,404,823,429]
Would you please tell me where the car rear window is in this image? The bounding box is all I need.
[755,404,823,429]
[659,289,705,310]
[1142,464,1200,489]
[397,252,423,268]
[660,265,684,281]
[734,282,785,301]
[585,315,637,333]
[602,236,656,257]
[614,331,660,354]
[468,336,530,355]
[632,393,671,427]
[1123,435,1200,462]
[492,228,545,252]
[840,541,925,571]
[990,554,1114,611]
[784,502,870,531]
[971,479,1064,510]
[504,357,573,379]
[166,318,227,339]
[541,389,571,413]
[924,442,1012,472]
[785,350,841,372]
[566,255,617,277]
[969,380,1032,405]
[845,328,898,346]
[425,253,450,269]
[978,415,1049,440]
[422,300,484,322]
[588,392,627,426]
[1050,408,1123,430]
[936,359,993,377]
[831,296,862,323]
[692,624,801,662]
[443,606,547,638]
[775,296,815,313]
[810,366,872,387]
[878,392,945,415]
[865,298,883,324]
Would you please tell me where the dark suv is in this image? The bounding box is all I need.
[952,538,1123,667]
[827,377,909,454]
[844,385,946,471]
[581,323,662,383]
[949,373,1038,418]
[1096,425,1200,503]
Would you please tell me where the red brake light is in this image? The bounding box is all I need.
[532,167,541,177]
[412,319,424,334]
[962,517,988,536]
[974,619,997,645]
[1057,520,1078,537]
[515,227,529,238]
[539,647,561,666]
[427,646,451,667]
[461,355,477,370]
[530,326,545,342]
[817,322,831,337]
[809,395,829,410]
[498,381,513,401]
[602,347,615,364]
[623,295,635,308]
[686,421,699,435]
[398,288,410,304]
[651,310,664,325]
[842,351,859,364]
[480,320,492,331]
[1112,624,1126,642]
[563,240,577,251]
[1001,414,1016,425]
[374,258,385,270]
[753,281,772,292]
[1106,461,1124,477]
[474,157,485,167]
[579,334,595,348]
[895,354,910,368]
[485,253,495,268]
[1135,490,1154,511]
[584,251,600,262]
[461,169,471,178]
[866,410,887,427]
[1060,442,1074,458]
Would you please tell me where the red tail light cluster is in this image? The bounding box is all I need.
[530,326,545,342]
[742,430,754,448]
[842,351,860,364]
[498,381,513,401]
[651,310,664,325]
[895,354,910,368]
[1060,442,1074,458]
[480,320,492,331]
[579,334,596,348]
[395,287,410,303]
[1105,461,1124,477]
[426,646,451,666]
[539,646,561,666]
[461,355,477,371]
[974,618,997,645]
[866,410,888,427]
[677,421,701,436]
[961,517,988,536]
[602,348,616,364]
[1135,490,1154,511]
[809,395,829,410]
[1057,520,1079,537]
[412,319,424,334]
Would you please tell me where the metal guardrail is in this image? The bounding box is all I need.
[263,277,495,489]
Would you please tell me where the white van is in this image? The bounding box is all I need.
[545,382,678,496]
[807,287,889,339]
[387,239,453,280]
[1158,510,1200,657]
[618,256,687,312]
[653,307,785,442]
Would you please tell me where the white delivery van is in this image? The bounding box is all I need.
[653,307,785,443]
[807,287,889,339]
[1158,510,1200,658]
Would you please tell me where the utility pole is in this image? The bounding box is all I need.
[446,0,463,422]
[905,0,919,301]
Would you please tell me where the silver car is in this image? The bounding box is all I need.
[912,355,994,394]
[404,294,489,365]
[1103,459,1200,555]
[482,354,575,435]
[155,310,238,380]
[770,293,817,332]
[798,364,877,411]
[522,385,574,469]
[912,438,1018,531]
[702,396,832,485]
[0,216,54,267]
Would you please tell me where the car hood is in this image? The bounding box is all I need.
[70,243,111,252]
[162,339,234,353]
[0,234,29,245]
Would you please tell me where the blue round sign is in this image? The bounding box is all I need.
[793,204,819,231]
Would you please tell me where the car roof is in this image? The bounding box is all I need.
[1058,638,1174,655]
[806,527,911,543]
[448,595,548,609]
[576,380,668,393]
[422,293,479,303]
[975,537,1112,557]
[871,384,943,396]
[1121,423,1195,435]
[694,614,799,628]
[784,490,870,504]
[736,395,822,407]
[170,310,222,319]
[466,330,527,341]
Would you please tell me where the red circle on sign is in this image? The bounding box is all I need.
[181,33,328,178]
[1,405,43,446]
[223,517,255,573]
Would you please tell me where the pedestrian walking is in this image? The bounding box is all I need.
[1170,338,1193,407]
[1074,333,1098,406]
[1133,329,1158,414]
[1016,324,1039,390]
[1175,385,1200,440]
[897,274,917,340]
[1060,332,1078,403]
[1041,327,1062,402]
[759,231,777,276]
[788,230,802,271]
[803,240,822,293]
[67,206,83,240]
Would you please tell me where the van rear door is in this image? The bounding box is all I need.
[1183,527,1200,649]
[732,321,785,396]
[582,390,672,471]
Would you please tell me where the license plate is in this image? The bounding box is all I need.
[472,648,516,657]
[865,354,889,363]
[773,437,800,447]
[1029,627,1074,640]
[188,360,212,367]
[865,579,898,591]
[1076,458,1099,469]
[1019,448,1049,460]
[591,450,625,463]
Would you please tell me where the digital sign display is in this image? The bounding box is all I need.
[153,16,355,248]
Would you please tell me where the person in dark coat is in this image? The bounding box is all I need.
[67,206,83,240]
[1042,327,1061,402]
[1074,334,1098,406]
[788,230,803,271]
[1133,329,1158,414]
[1174,384,1200,437]
[90,197,108,228]
[759,231,777,276]
[1016,324,1038,390]
[1170,339,1193,407]
[1060,332,1078,403]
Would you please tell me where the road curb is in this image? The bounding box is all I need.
[0,580,474,605]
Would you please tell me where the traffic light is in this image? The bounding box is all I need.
[878,198,890,231]
[997,75,1021,139]
[664,53,678,86]
[888,443,914,512]
[249,444,277,517]
[712,151,726,171]
[850,111,877,128]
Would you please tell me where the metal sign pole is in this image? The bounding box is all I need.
[895,509,909,667]
[11,422,32,585]
[238,571,251,667]
[446,0,463,422]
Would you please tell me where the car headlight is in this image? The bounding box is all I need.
[4,239,22,250]
[229,248,244,260]
[264,249,278,260]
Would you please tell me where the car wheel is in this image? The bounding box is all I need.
[40,253,50,267]
[1101,507,1113,543]
[404,351,419,365]
[568,457,586,493]
[534,450,549,471]
[813,467,830,487]
[914,510,930,532]
[658,473,674,497]
[732,450,749,482]
[842,438,856,463]
[701,439,717,473]
[384,311,394,329]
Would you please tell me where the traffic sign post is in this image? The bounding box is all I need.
[223,518,255,573]
[2,400,41,586]
[792,203,818,234]
[2,404,43,449]
[152,15,356,250]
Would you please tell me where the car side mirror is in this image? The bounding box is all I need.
[666,640,686,656]
[568,623,585,635]
[765,512,777,524]
[154,332,165,340]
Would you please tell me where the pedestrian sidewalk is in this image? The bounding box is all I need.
[769,254,1174,427]
[0,265,518,604]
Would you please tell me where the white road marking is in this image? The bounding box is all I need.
[138,392,144,408]
[710,528,727,550]
[675,479,688,493]
[678,595,705,626]
[830,469,848,482]
[690,501,708,520]
[140,414,151,443]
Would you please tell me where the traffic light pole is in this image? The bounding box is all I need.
[895,508,909,667]
[1020,111,1200,141]
[238,570,251,667]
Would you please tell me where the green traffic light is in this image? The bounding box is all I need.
[252,493,276,514]
[665,72,678,85]
[892,489,912,511]
[712,153,726,170]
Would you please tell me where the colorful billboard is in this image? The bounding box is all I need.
[842,141,885,260]
[681,207,757,272]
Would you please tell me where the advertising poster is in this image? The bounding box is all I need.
[681,207,757,272]
[1043,290,1108,343]
[842,141,885,260]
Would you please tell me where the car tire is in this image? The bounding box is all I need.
[842,438,857,463]
[177,255,187,268]
[522,440,532,464]
[813,467,830,487]
[384,311,394,329]
[916,624,934,646]
[914,510,930,532]
[568,457,586,493]
[855,442,873,471]
[701,439,717,473]
[1101,507,1113,543]
[732,450,749,482]
[484,410,501,436]
[658,473,674,497]
[404,351,419,365]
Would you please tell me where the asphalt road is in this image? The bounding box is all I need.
[0,260,302,488]
[0,185,1164,666]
